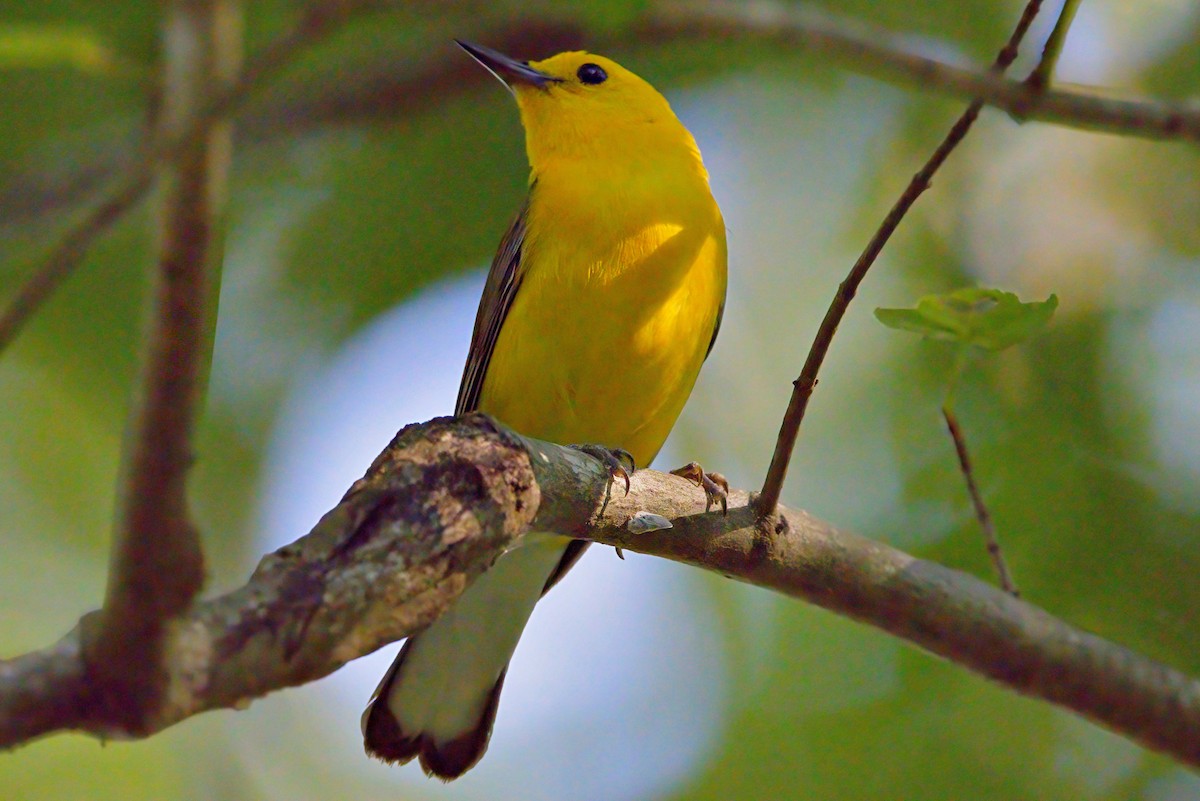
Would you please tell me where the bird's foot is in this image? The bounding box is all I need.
[671,461,729,514]
[570,444,636,496]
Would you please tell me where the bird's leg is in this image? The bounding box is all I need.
[670,461,729,514]
[570,445,636,555]
[569,444,636,496]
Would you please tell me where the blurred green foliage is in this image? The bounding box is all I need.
[875,288,1057,352]
[3,1,1200,800]
[0,25,123,75]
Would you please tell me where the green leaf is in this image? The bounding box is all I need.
[875,288,1058,351]
[0,25,119,75]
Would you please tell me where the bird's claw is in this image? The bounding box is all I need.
[670,461,729,514]
[570,444,636,496]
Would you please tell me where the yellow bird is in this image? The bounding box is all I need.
[362,40,728,779]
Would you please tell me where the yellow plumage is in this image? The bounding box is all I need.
[485,204,725,464]
[484,51,725,465]
[363,44,727,779]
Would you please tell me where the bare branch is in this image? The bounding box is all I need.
[646,1,1200,143]
[0,0,372,353]
[3,416,1199,768]
[576,475,1200,771]
[1025,0,1082,91]
[7,3,1197,230]
[0,633,88,748]
[80,0,240,734]
[0,175,155,351]
[753,0,1046,513]
[0,5,538,227]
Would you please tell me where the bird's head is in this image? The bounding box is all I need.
[456,41,697,169]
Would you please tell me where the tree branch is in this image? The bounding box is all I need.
[0,632,88,748]
[942,404,1016,594]
[0,0,373,353]
[6,3,1198,232]
[0,416,540,744]
[1025,0,1082,92]
[752,0,1046,513]
[646,0,1200,143]
[657,0,1200,141]
[2,416,1198,768]
[80,0,239,734]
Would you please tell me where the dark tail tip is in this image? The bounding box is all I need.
[417,669,507,780]
[363,669,509,781]
[362,700,420,765]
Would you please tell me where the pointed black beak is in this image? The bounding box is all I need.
[455,39,560,90]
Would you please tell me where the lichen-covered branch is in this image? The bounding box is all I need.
[2,416,1198,769]
[0,416,540,744]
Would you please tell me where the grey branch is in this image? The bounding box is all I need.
[2,416,1198,769]
[644,0,1200,143]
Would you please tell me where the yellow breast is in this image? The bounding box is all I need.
[479,163,727,467]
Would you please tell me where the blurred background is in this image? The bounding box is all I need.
[2,0,1199,799]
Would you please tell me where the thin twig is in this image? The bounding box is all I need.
[0,176,154,350]
[0,0,373,354]
[1025,0,1082,92]
[755,0,1045,514]
[943,405,1018,596]
[3,416,1199,767]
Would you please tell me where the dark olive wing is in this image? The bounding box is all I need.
[455,190,531,416]
[453,186,590,596]
[705,298,724,360]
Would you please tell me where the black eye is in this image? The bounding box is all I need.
[577,63,607,85]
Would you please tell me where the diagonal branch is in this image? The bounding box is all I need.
[2,416,1198,768]
[0,0,376,354]
[943,404,1017,595]
[748,0,1046,513]
[2,415,542,745]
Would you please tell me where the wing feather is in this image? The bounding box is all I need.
[456,190,532,416]
[453,185,590,598]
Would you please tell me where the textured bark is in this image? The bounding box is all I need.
[1,416,538,743]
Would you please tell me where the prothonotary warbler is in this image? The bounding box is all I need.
[362,40,728,780]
